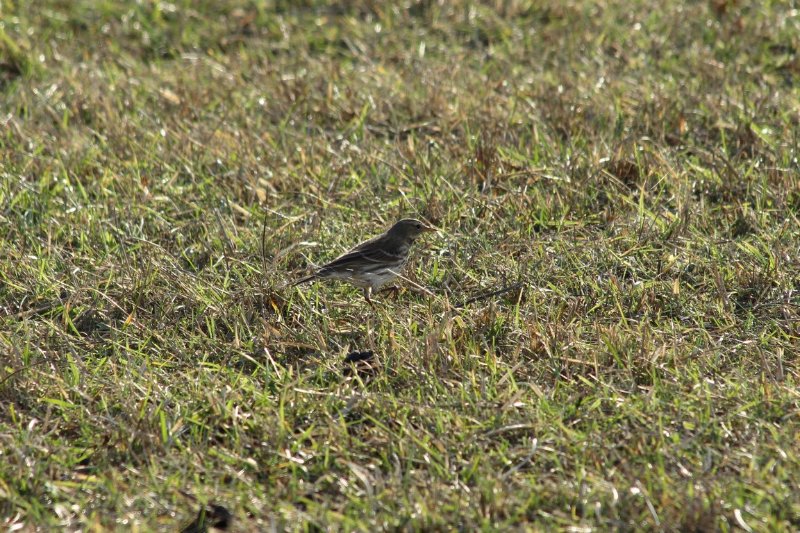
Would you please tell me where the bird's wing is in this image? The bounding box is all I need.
[349,233,384,253]
[319,235,405,271]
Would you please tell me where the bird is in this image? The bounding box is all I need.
[291,218,435,304]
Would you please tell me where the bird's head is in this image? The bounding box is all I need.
[387,218,436,241]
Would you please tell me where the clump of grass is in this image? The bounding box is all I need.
[0,26,36,81]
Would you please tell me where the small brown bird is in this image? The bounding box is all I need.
[291,218,435,303]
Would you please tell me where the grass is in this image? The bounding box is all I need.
[1,0,799,530]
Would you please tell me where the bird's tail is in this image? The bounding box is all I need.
[290,273,317,287]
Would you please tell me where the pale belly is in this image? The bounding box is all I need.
[326,268,399,290]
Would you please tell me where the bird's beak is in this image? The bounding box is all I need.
[422,224,438,233]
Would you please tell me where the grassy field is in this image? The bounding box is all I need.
[1,0,799,530]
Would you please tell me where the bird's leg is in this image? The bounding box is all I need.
[363,287,375,307]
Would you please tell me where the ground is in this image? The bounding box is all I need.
[1,0,799,530]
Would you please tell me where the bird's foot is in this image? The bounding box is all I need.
[378,285,402,299]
